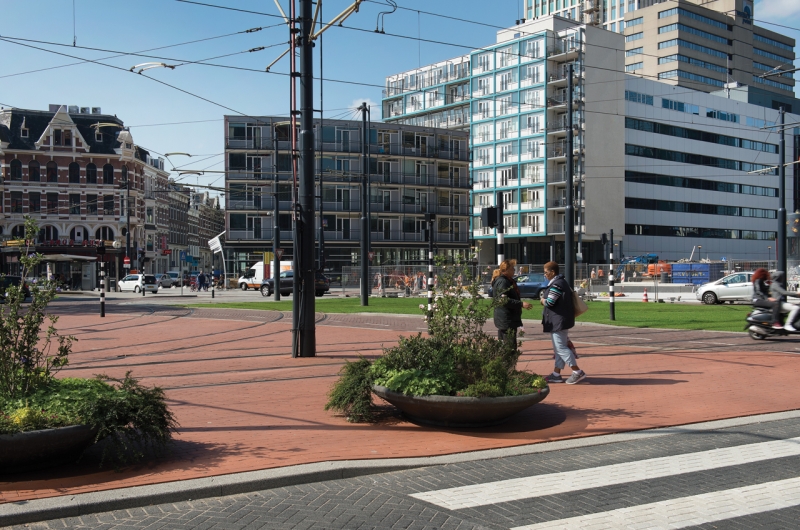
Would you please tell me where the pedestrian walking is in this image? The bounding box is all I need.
[198,270,206,292]
[492,259,533,348]
[541,261,587,385]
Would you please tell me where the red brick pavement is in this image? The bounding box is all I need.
[2,308,799,503]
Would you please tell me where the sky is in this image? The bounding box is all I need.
[1,0,798,199]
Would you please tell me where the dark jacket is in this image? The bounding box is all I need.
[752,278,770,302]
[493,275,523,330]
[542,274,575,333]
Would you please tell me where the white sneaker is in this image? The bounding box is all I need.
[785,324,797,332]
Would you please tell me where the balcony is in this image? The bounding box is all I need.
[520,201,543,210]
[228,198,275,211]
[520,225,543,234]
[548,197,569,208]
[321,228,363,241]
[473,227,493,237]
[520,175,544,186]
[225,137,272,150]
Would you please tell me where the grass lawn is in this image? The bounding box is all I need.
[184,297,751,332]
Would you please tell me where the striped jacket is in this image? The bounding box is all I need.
[542,274,575,332]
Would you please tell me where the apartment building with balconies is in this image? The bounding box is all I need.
[383,16,625,264]
[223,116,470,275]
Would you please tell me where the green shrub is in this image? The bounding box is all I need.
[325,256,547,422]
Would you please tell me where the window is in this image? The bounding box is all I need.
[627,17,643,27]
[625,223,776,240]
[658,23,729,45]
[64,130,72,147]
[121,165,128,186]
[658,54,727,74]
[625,62,643,72]
[95,131,103,142]
[29,192,40,213]
[68,162,80,183]
[28,161,40,182]
[53,129,62,146]
[625,144,776,174]
[69,194,81,214]
[10,192,23,213]
[753,33,794,52]
[626,47,643,57]
[46,193,59,214]
[39,226,59,241]
[658,7,728,30]
[9,159,22,181]
[626,117,776,152]
[86,163,97,184]
[96,227,114,240]
[625,90,654,105]
[658,70,725,87]
[87,194,98,215]
[662,98,700,114]
[21,127,29,138]
[147,207,154,224]
[753,75,794,92]
[625,32,643,42]
[705,109,739,123]
[658,38,724,59]
[625,197,775,218]
[103,164,114,185]
[46,161,58,182]
[104,195,114,215]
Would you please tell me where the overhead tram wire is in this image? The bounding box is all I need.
[0,25,282,80]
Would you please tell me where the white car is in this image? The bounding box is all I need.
[695,272,753,304]
[118,274,159,294]
[156,273,175,288]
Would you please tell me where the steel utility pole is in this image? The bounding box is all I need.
[273,120,281,301]
[496,191,505,265]
[609,229,615,321]
[778,107,787,287]
[360,102,370,306]
[565,63,575,288]
[294,0,316,357]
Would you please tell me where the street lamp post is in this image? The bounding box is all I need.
[769,246,773,262]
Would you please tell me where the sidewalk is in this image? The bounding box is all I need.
[2,306,798,508]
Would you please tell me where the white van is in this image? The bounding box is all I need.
[237,261,292,290]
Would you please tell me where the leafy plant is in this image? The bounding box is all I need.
[0,217,73,399]
[325,257,547,422]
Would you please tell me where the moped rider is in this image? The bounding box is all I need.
[769,271,800,332]
[751,268,781,329]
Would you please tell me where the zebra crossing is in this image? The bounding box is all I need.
[8,413,800,529]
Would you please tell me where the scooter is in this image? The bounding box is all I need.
[745,306,800,339]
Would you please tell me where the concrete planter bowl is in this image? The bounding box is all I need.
[372,385,550,428]
[0,425,97,473]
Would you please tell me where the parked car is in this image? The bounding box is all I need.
[156,273,175,288]
[118,274,159,294]
[167,271,182,286]
[260,271,330,297]
[488,273,549,299]
[695,271,754,304]
[0,276,31,302]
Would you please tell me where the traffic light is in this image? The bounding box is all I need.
[481,207,498,228]
[601,232,608,246]
[137,248,145,265]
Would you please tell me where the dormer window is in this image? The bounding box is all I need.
[54,129,62,146]
[125,143,132,149]
[21,128,29,138]
[64,130,72,147]
[95,131,103,142]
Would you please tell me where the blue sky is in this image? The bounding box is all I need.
[1,0,797,196]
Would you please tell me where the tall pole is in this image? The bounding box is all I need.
[496,191,505,265]
[273,121,281,302]
[427,213,435,320]
[99,260,105,317]
[296,0,316,357]
[609,228,615,321]
[565,64,575,288]
[360,102,369,306]
[778,107,787,287]
[125,178,131,263]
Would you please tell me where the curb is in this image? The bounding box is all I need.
[2,409,799,526]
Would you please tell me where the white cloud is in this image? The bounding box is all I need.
[755,0,800,21]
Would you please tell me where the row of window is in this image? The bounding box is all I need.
[626,47,643,57]
[658,54,728,74]
[625,144,777,174]
[658,38,727,59]
[625,62,643,72]
[658,7,729,31]
[6,160,126,184]
[753,47,794,63]
[658,23,730,45]
[624,170,778,197]
[625,197,776,219]
[753,74,794,92]
[752,33,794,53]
[625,32,644,42]
[6,225,116,241]
[626,224,777,241]
[658,69,725,88]
[7,192,116,215]
[624,90,654,106]
[625,118,778,153]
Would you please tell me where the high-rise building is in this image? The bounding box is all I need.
[222,116,470,277]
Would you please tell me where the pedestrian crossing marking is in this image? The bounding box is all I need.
[411,436,800,509]
[510,475,800,529]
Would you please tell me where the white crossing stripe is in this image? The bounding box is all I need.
[510,475,800,530]
[410,436,800,509]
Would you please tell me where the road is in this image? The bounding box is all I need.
[10,413,800,529]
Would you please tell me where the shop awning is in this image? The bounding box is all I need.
[40,254,98,262]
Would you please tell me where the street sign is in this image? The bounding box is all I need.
[368,251,375,262]
[275,248,284,260]
[163,249,172,255]
[179,250,186,262]
[123,256,131,269]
